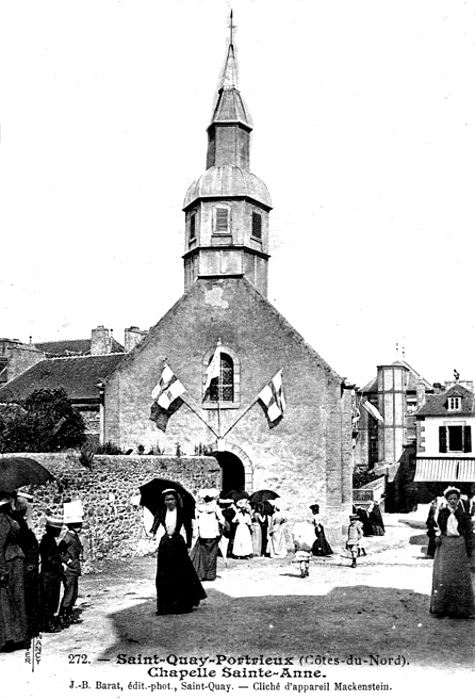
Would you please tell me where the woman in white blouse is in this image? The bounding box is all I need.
[190,488,224,581]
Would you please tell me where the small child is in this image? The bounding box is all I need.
[294,548,311,577]
[292,521,314,578]
[346,514,364,568]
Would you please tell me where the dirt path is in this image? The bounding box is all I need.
[3,514,474,698]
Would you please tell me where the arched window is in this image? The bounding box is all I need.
[202,345,240,408]
[209,353,234,402]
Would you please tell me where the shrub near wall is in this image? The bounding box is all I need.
[10,453,221,569]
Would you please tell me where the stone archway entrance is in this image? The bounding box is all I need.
[205,440,253,495]
[214,452,245,495]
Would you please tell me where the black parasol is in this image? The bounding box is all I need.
[250,489,280,505]
[262,501,274,516]
[223,489,250,502]
[0,456,55,493]
[139,478,196,520]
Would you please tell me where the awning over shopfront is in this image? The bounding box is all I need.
[414,457,475,482]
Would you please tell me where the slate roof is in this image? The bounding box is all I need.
[0,354,126,403]
[415,384,475,417]
[35,338,124,356]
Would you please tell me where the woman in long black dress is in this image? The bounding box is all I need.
[357,507,374,537]
[368,501,385,536]
[151,489,206,615]
[309,504,333,556]
[12,495,41,639]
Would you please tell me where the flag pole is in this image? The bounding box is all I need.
[215,339,222,438]
[181,396,220,439]
[220,398,258,439]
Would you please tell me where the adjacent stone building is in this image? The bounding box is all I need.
[0,326,147,438]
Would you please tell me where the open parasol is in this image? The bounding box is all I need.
[139,478,196,520]
[0,456,55,492]
[223,489,250,503]
[250,489,280,505]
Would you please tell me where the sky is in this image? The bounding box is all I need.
[0,0,474,388]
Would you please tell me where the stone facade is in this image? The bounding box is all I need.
[103,277,354,544]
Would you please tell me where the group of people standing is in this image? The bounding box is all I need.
[0,491,83,653]
[190,490,289,567]
[149,487,296,616]
[151,488,392,615]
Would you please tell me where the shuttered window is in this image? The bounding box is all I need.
[214,207,230,234]
[440,425,471,453]
[464,426,472,453]
[448,426,463,452]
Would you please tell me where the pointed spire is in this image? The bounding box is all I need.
[210,10,251,128]
[222,10,238,89]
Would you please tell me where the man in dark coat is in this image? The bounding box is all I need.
[58,521,83,627]
[39,516,64,633]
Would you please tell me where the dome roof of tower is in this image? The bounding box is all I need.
[183,165,272,210]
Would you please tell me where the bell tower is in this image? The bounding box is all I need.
[182,12,272,297]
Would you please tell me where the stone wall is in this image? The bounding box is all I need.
[11,452,221,570]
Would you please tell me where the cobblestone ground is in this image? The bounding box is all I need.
[2,512,474,699]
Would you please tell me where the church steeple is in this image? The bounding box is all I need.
[183,12,272,297]
[206,11,252,169]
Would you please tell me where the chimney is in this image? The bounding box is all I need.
[124,326,147,353]
[90,326,112,355]
[416,381,426,409]
[444,379,474,393]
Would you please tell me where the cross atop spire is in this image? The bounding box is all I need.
[229,9,236,47]
[222,10,238,89]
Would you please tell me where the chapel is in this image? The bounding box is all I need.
[100,20,355,539]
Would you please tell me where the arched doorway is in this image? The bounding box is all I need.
[205,440,253,496]
[214,451,245,495]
